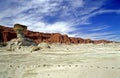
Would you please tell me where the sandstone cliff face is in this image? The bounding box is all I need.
[0,26,17,42]
[0,25,113,44]
[93,40,112,44]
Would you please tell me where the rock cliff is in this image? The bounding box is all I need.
[0,25,113,44]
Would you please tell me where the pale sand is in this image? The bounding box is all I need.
[0,43,120,78]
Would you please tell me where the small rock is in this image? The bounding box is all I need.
[38,42,50,49]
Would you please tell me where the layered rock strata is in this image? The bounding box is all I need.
[0,25,113,44]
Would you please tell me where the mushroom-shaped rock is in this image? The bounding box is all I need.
[14,24,27,39]
[6,24,37,51]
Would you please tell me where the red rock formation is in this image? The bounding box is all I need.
[63,34,71,44]
[45,33,71,44]
[0,25,113,44]
[0,26,17,42]
[93,40,112,44]
[84,39,93,44]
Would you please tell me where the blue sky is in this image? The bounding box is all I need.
[0,0,120,41]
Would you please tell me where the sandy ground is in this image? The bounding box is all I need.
[0,43,120,78]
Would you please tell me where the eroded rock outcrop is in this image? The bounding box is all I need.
[6,24,37,51]
[0,25,113,44]
[0,26,16,42]
[93,40,112,44]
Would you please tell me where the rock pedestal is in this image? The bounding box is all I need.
[14,24,27,39]
[6,24,37,51]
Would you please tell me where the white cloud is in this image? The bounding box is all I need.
[72,31,120,42]
[29,21,76,35]
[0,0,120,41]
[90,25,110,31]
[81,9,120,22]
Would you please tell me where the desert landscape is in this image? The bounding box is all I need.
[0,24,120,78]
[0,0,120,78]
[0,43,120,78]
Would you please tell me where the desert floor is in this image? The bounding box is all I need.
[0,43,120,78]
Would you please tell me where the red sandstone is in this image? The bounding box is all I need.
[0,25,113,44]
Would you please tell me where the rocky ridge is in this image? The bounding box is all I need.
[0,25,113,44]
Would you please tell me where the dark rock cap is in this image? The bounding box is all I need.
[14,24,27,31]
